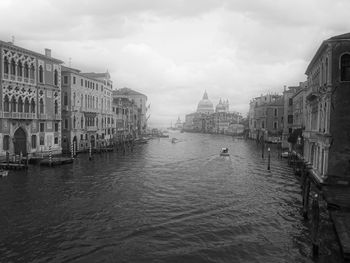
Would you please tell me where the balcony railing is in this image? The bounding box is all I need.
[86,126,98,132]
[1,112,36,119]
[38,114,48,120]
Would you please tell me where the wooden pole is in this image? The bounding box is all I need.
[89,142,92,161]
[49,146,52,167]
[311,194,320,257]
[302,178,311,219]
[267,147,271,170]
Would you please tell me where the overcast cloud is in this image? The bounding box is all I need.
[0,0,349,127]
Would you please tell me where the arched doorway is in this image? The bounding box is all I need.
[90,135,95,148]
[14,127,27,155]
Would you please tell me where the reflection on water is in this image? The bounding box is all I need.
[0,133,340,262]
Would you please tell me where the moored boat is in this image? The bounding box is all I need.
[0,169,9,177]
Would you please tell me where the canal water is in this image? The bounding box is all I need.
[0,132,341,262]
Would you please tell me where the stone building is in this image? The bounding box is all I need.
[303,32,350,184]
[60,66,114,153]
[113,87,147,135]
[0,40,63,157]
[112,96,139,140]
[248,94,284,142]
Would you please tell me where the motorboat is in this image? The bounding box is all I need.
[281,151,290,158]
[220,148,229,156]
[0,169,9,177]
[171,138,178,143]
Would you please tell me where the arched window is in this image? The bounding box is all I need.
[10,59,16,75]
[54,100,58,114]
[30,64,35,80]
[54,69,58,86]
[73,116,76,129]
[18,97,23,112]
[81,116,84,128]
[39,65,43,83]
[11,97,16,112]
[24,63,29,78]
[3,95,9,112]
[24,98,30,113]
[3,57,9,74]
[17,61,23,77]
[340,54,350,81]
[31,99,36,113]
[39,98,44,114]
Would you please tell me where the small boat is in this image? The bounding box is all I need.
[171,138,178,143]
[220,148,229,156]
[281,151,289,158]
[0,170,9,177]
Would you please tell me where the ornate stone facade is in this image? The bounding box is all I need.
[0,41,62,157]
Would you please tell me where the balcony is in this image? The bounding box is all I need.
[86,126,98,132]
[3,73,8,79]
[1,112,36,119]
[53,114,61,120]
[38,114,48,120]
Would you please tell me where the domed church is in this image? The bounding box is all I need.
[197,91,214,114]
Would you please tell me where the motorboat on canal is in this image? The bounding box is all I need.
[0,169,9,177]
[171,138,178,143]
[220,148,229,156]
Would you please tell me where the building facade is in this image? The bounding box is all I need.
[113,87,148,135]
[61,66,113,153]
[0,41,62,157]
[248,94,284,142]
[303,33,350,184]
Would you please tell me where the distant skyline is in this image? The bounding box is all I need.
[1,0,349,127]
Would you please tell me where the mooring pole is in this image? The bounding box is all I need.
[302,178,311,219]
[311,194,320,257]
[49,146,52,167]
[71,142,74,160]
[89,142,92,161]
[267,147,271,170]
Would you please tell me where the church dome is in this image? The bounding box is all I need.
[197,91,214,114]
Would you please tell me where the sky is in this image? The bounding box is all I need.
[0,0,349,127]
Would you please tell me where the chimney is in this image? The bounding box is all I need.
[45,48,51,57]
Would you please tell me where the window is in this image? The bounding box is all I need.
[24,98,30,113]
[11,97,16,112]
[54,100,58,114]
[288,115,293,124]
[54,70,58,86]
[10,59,16,75]
[288,98,293,106]
[63,75,68,84]
[64,119,68,129]
[81,116,84,128]
[24,63,29,78]
[31,99,36,113]
[274,122,278,129]
[39,98,44,114]
[54,137,58,145]
[274,108,278,117]
[30,65,35,79]
[3,57,9,74]
[31,135,37,149]
[17,61,23,76]
[262,121,265,129]
[40,136,44,146]
[3,95,9,112]
[73,76,76,84]
[40,122,45,132]
[340,54,350,81]
[39,65,44,83]
[18,97,23,112]
[289,128,292,134]
[64,92,68,106]
[55,122,59,132]
[80,134,84,140]
[3,135,10,151]
[81,79,83,86]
